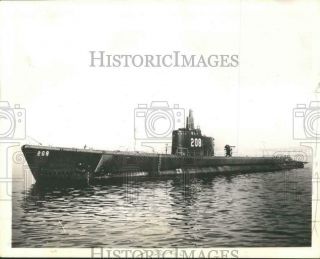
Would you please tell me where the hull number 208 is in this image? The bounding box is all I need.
[190,138,202,147]
[37,150,50,157]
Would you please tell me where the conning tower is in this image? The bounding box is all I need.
[171,110,215,157]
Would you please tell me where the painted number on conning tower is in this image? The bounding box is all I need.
[191,138,202,147]
[37,150,50,157]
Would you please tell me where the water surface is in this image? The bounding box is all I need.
[12,168,311,247]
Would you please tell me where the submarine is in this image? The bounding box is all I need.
[21,109,304,184]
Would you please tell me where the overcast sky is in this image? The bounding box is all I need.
[0,1,319,156]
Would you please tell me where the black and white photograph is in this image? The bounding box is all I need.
[0,1,319,258]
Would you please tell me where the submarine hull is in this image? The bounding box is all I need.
[21,145,304,184]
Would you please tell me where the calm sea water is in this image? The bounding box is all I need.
[12,168,311,247]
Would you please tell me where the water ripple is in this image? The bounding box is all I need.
[12,169,311,247]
